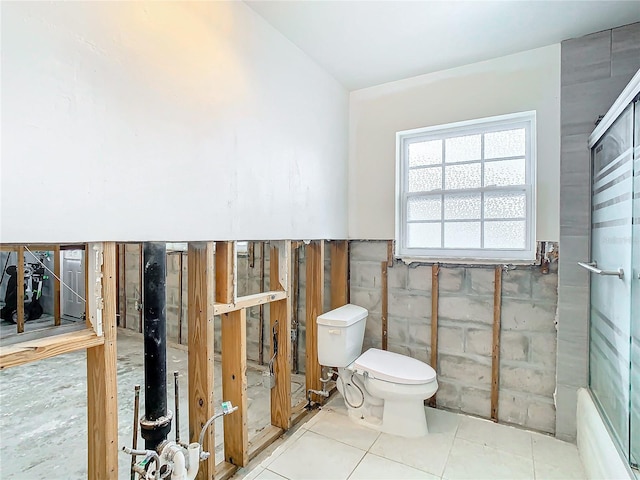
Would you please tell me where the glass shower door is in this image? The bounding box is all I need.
[588,103,634,459]
[630,99,640,469]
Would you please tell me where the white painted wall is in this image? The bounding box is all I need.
[1,1,348,242]
[348,45,560,241]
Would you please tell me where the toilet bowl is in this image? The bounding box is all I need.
[317,304,438,437]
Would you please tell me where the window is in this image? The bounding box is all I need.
[395,111,536,261]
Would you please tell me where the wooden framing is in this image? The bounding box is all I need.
[269,241,292,430]
[215,241,235,304]
[381,261,388,350]
[305,240,324,403]
[221,308,248,467]
[214,291,286,315]
[53,245,61,326]
[330,240,349,309]
[87,241,118,479]
[17,246,24,333]
[429,264,440,408]
[187,242,216,480]
[491,266,503,422]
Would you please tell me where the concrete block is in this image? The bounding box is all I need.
[529,333,557,369]
[497,391,528,426]
[561,29,611,87]
[438,326,464,355]
[531,270,558,304]
[465,328,492,357]
[469,268,495,295]
[460,386,491,418]
[501,299,557,333]
[611,22,640,78]
[387,342,411,358]
[500,366,556,397]
[439,268,463,292]
[350,261,382,288]
[387,264,407,289]
[386,315,409,343]
[410,345,429,364]
[388,291,430,320]
[439,354,491,387]
[407,265,432,292]
[439,296,493,324]
[350,241,387,262]
[501,331,529,362]
[527,400,556,434]
[501,270,532,299]
[350,287,381,313]
[435,379,460,409]
[364,313,382,346]
[408,321,429,348]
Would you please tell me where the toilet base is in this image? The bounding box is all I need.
[380,398,428,437]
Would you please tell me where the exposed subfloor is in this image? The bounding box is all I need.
[237,395,588,480]
[0,328,306,479]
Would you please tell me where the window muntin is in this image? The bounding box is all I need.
[396,112,536,261]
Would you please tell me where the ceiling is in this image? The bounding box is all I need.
[245,1,640,90]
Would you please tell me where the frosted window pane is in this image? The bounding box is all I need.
[444,193,481,220]
[445,134,481,163]
[409,140,442,167]
[409,167,442,192]
[484,159,525,186]
[484,221,526,248]
[445,163,481,190]
[485,128,525,159]
[444,222,481,248]
[407,223,441,248]
[408,197,441,221]
[484,192,526,219]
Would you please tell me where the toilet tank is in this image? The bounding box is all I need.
[316,304,368,367]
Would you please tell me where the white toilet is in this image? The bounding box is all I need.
[317,304,438,437]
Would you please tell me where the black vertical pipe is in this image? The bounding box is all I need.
[140,242,172,451]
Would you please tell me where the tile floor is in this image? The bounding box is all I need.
[240,395,587,480]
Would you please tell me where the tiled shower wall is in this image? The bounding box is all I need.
[557,21,640,440]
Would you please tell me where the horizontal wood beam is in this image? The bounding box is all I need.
[214,461,237,480]
[0,328,104,369]
[213,290,287,315]
[248,425,284,461]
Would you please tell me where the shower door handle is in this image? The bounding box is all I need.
[578,261,624,279]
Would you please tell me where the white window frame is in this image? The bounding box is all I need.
[395,111,536,262]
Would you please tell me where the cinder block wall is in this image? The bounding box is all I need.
[350,240,559,434]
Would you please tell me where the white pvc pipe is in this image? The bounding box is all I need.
[171,450,186,480]
[186,443,200,480]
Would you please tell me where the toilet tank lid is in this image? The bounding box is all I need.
[316,304,368,327]
[354,348,436,385]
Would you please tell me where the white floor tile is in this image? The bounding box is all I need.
[534,460,587,480]
[267,430,366,480]
[309,409,381,450]
[369,430,455,477]
[531,433,582,468]
[348,453,440,480]
[324,394,349,415]
[456,415,532,458]
[443,437,534,480]
[425,407,460,435]
[256,469,290,480]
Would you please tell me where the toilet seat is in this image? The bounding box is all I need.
[353,348,436,385]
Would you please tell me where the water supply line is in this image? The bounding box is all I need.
[339,372,365,409]
[306,369,335,409]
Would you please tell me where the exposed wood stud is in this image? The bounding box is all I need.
[53,245,61,326]
[305,240,324,404]
[258,242,265,365]
[429,264,440,408]
[177,252,184,345]
[381,261,388,351]
[386,240,394,268]
[117,244,126,329]
[17,246,24,333]
[87,242,118,480]
[221,308,248,467]
[213,291,287,315]
[291,242,300,373]
[188,242,216,480]
[138,243,143,334]
[215,241,235,304]
[491,266,503,422]
[269,242,291,430]
[330,240,349,309]
[248,242,255,269]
